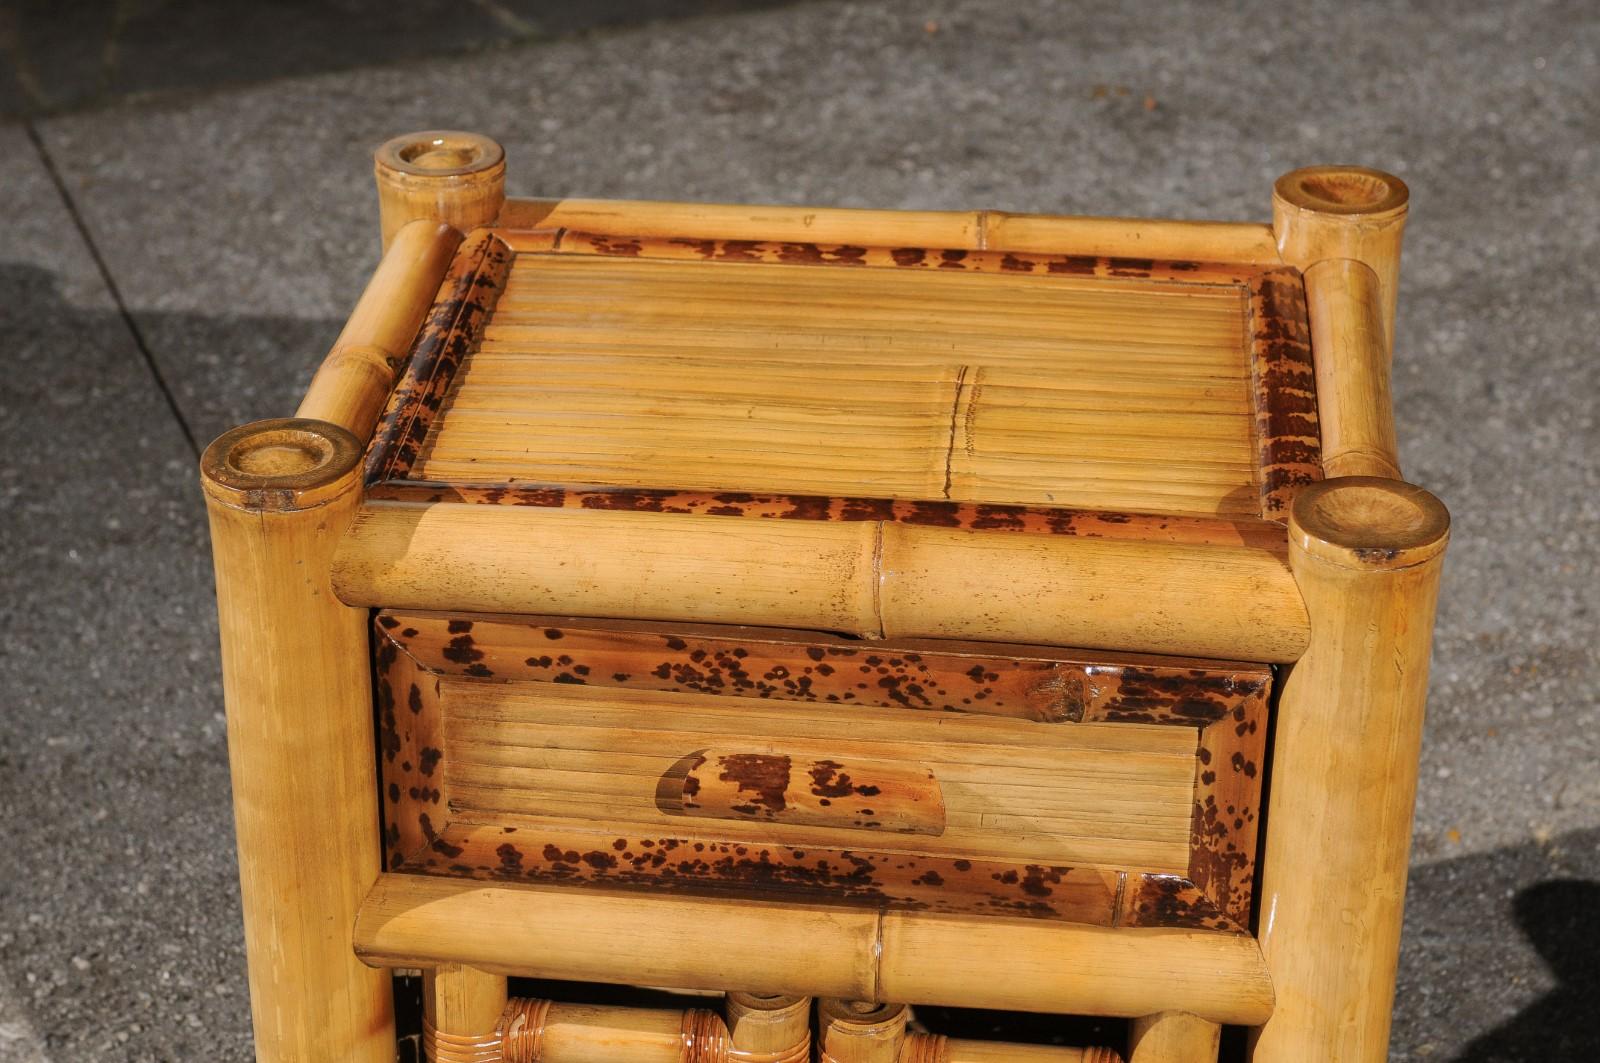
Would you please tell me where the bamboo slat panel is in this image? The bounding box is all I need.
[411,253,1261,517]
[442,680,1198,874]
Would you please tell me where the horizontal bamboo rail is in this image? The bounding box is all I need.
[1304,258,1400,479]
[353,874,1276,1025]
[498,197,1281,265]
[905,1034,1120,1063]
[297,218,462,439]
[330,503,1308,661]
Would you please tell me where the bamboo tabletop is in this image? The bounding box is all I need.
[370,227,1317,524]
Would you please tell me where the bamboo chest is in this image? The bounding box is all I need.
[201,131,1449,1063]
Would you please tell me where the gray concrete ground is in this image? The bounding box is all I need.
[2,1,1597,1059]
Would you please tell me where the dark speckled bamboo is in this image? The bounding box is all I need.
[374,613,1268,930]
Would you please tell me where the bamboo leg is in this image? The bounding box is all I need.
[424,965,508,1063]
[1249,477,1450,1062]
[724,992,810,1063]
[1128,1012,1219,1063]
[200,418,393,1062]
[818,999,908,1063]
[374,129,507,250]
[1272,165,1409,355]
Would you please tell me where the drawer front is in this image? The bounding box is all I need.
[375,613,1270,932]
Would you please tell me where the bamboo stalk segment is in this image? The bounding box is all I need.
[500,197,982,249]
[353,874,1274,1025]
[425,965,508,1063]
[375,130,506,250]
[332,502,880,635]
[818,1000,908,1063]
[981,211,1281,264]
[1251,477,1449,1062]
[1272,166,1408,352]
[531,1001,710,1063]
[357,874,880,999]
[905,1035,1123,1063]
[877,911,1273,1025]
[724,993,810,1063]
[1304,259,1400,479]
[199,418,393,1062]
[499,197,1280,266]
[331,502,1309,661]
[1127,1012,1219,1063]
[298,218,462,439]
[876,522,1308,662]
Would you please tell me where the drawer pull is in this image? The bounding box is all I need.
[659,750,946,836]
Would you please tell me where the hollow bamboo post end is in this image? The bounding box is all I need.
[1272,165,1409,350]
[818,999,909,1063]
[724,992,811,1061]
[1273,166,1408,222]
[1289,476,1449,573]
[374,129,507,250]
[200,417,363,512]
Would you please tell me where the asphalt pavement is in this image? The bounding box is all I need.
[1,1,1595,1059]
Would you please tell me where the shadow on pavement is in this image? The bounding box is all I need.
[0,0,819,118]
[1450,879,1600,1063]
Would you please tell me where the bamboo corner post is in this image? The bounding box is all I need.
[1272,165,1409,353]
[374,129,507,251]
[817,999,909,1063]
[1250,477,1450,1062]
[425,964,509,1062]
[1128,1012,1219,1063]
[724,992,811,1062]
[199,418,394,1063]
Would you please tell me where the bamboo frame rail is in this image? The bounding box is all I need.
[499,197,1282,265]
[298,218,462,438]
[200,418,394,1062]
[330,502,1309,662]
[1304,258,1401,479]
[353,874,1276,1026]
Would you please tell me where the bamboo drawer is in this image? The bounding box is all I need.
[376,612,1270,933]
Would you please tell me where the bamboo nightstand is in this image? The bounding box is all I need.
[200,131,1449,1063]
